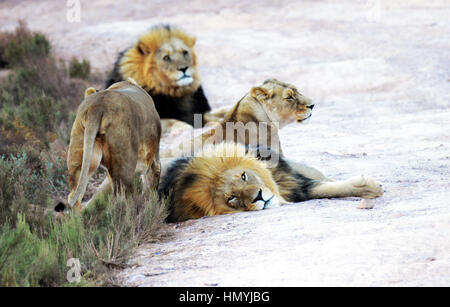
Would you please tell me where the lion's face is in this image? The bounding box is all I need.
[251,79,315,127]
[164,143,287,222]
[214,168,282,213]
[154,38,196,87]
[120,25,200,97]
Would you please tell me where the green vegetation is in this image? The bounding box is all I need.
[0,22,167,287]
[0,21,50,69]
[0,22,87,151]
[69,57,91,80]
[0,188,167,287]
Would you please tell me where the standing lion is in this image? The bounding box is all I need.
[105,24,211,126]
[65,80,161,211]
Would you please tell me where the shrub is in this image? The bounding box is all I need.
[0,20,50,69]
[83,186,168,266]
[0,185,167,287]
[0,215,61,287]
[0,151,51,234]
[69,58,91,80]
[0,147,167,287]
[0,23,86,151]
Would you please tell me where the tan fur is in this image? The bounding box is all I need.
[165,143,383,222]
[206,78,314,126]
[119,26,200,98]
[308,175,383,199]
[67,81,161,210]
[84,87,97,98]
[162,78,315,158]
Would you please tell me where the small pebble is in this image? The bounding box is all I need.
[358,199,374,209]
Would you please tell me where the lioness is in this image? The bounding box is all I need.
[161,78,314,158]
[160,143,383,222]
[64,81,161,211]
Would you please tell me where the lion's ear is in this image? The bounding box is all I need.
[282,88,294,99]
[84,87,97,98]
[136,41,151,55]
[250,87,269,101]
[188,36,196,47]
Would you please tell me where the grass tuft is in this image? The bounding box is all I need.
[69,57,91,79]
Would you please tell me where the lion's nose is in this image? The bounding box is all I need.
[307,104,314,110]
[178,67,188,73]
[252,189,264,203]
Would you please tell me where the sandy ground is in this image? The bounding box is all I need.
[1,0,449,286]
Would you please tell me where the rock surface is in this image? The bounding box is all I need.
[1,0,449,286]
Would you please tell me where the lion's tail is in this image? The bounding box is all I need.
[68,110,103,208]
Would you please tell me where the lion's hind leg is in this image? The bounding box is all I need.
[103,130,138,195]
[308,175,383,199]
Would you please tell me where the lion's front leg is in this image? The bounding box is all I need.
[287,160,334,182]
[308,175,383,199]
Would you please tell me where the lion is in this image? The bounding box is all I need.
[105,24,211,126]
[159,143,383,222]
[161,78,316,158]
[62,80,161,211]
[204,78,314,125]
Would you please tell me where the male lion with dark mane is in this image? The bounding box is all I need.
[105,24,211,126]
[62,80,161,211]
[159,143,383,222]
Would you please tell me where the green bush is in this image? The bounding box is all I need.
[0,23,86,151]
[0,151,51,234]
[0,59,84,148]
[0,20,50,69]
[0,215,61,287]
[69,58,91,80]
[0,185,167,287]
[84,186,167,265]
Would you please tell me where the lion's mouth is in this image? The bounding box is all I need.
[263,195,275,209]
[176,75,193,86]
[178,74,191,80]
[297,113,312,123]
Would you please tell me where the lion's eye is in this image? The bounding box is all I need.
[241,172,247,181]
[227,195,236,202]
[287,97,295,101]
[163,55,171,62]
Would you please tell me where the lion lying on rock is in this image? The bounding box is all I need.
[159,143,384,222]
[161,78,315,158]
[62,80,161,211]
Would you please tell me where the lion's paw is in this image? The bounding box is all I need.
[348,175,384,198]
